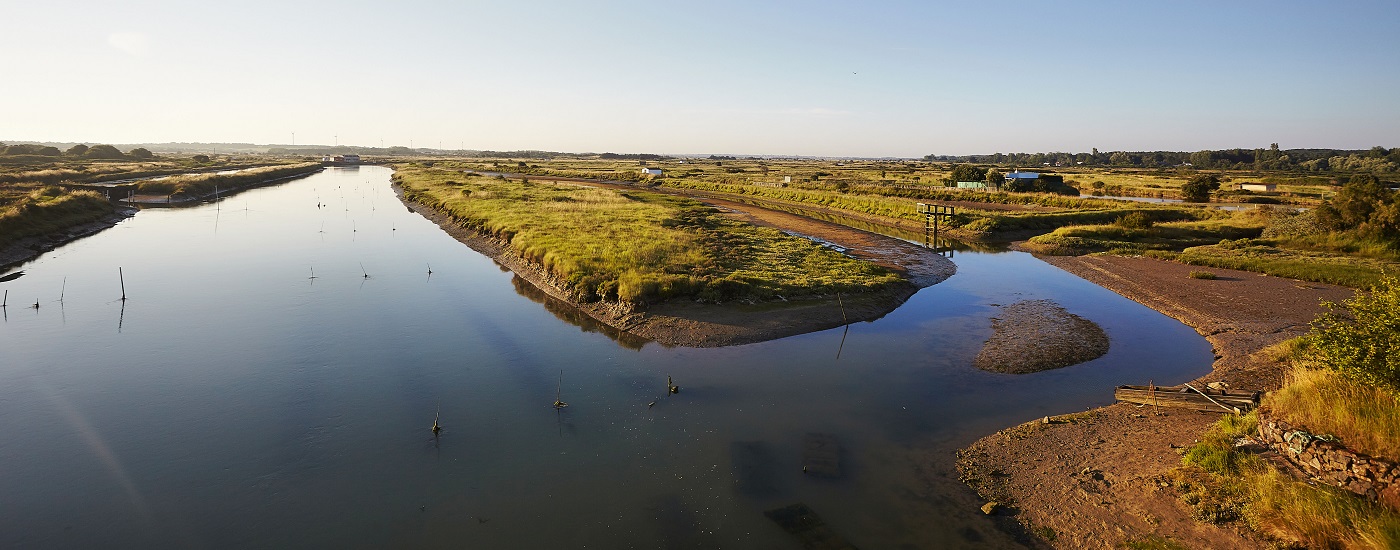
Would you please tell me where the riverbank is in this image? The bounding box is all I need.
[0,207,135,272]
[393,180,955,347]
[955,254,1354,548]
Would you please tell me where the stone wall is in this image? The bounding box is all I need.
[1257,409,1400,511]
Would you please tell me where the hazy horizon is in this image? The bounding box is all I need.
[5,1,1397,157]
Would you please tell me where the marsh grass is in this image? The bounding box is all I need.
[1164,243,1395,288]
[134,163,322,198]
[1267,366,1400,461]
[1174,409,1400,548]
[394,167,900,305]
[0,186,114,250]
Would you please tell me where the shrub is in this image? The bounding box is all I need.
[1306,275,1400,394]
[1116,211,1154,229]
[1182,173,1221,202]
[1189,271,1217,280]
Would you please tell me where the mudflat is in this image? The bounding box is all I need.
[956,254,1353,548]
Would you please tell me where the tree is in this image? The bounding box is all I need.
[37,146,61,156]
[1181,173,1221,202]
[1316,174,1398,237]
[66,144,89,156]
[984,169,1003,190]
[129,147,153,159]
[191,154,211,163]
[945,163,985,185]
[84,144,125,159]
[1308,275,1400,395]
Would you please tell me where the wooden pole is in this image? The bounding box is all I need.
[836,292,848,325]
[2,289,7,308]
[119,267,126,301]
[60,277,66,303]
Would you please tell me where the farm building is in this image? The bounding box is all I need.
[956,181,988,189]
[641,167,664,176]
[1238,183,1277,192]
[1004,171,1039,185]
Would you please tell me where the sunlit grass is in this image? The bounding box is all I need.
[0,186,114,249]
[393,167,901,305]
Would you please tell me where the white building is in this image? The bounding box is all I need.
[641,167,664,176]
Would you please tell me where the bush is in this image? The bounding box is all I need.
[1189,271,1217,280]
[1306,275,1400,394]
[1115,211,1153,229]
[1182,173,1221,202]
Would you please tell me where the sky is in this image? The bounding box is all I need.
[3,0,1398,157]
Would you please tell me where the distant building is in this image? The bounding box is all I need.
[641,167,664,176]
[783,176,792,183]
[321,154,361,165]
[1238,183,1277,192]
[956,181,988,189]
[1004,171,1040,185]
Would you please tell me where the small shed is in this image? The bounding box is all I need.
[1239,183,1277,192]
[641,167,664,176]
[956,181,987,189]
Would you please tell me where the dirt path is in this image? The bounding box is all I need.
[956,254,1353,548]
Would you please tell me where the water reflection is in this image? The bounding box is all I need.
[0,165,1215,549]
[509,273,651,350]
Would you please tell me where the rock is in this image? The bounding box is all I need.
[980,502,999,515]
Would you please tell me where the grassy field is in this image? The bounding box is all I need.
[392,166,902,305]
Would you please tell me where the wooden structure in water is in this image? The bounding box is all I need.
[1115,384,1260,414]
[916,202,955,254]
[764,503,858,550]
[801,433,842,478]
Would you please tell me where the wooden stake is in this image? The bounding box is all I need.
[119,267,127,301]
[836,292,848,325]
[553,369,568,409]
[431,402,442,435]
[59,277,66,303]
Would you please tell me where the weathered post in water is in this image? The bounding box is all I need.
[119,267,127,301]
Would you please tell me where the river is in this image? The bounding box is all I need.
[0,165,1212,548]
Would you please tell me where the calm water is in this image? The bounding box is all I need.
[0,166,1212,548]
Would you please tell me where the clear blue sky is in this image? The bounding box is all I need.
[4,0,1397,157]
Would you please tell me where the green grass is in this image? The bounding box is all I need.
[1022,215,1261,256]
[1188,270,1217,280]
[393,167,902,305]
[1160,242,1395,288]
[0,186,114,250]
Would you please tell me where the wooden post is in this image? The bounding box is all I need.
[119,267,127,301]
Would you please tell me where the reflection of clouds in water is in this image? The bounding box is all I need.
[35,379,153,523]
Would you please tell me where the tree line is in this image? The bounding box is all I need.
[925,144,1400,172]
[1,142,152,160]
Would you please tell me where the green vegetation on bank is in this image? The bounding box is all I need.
[134,162,323,199]
[0,186,114,250]
[1174,278,1400,548]
[392,166,902,305]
